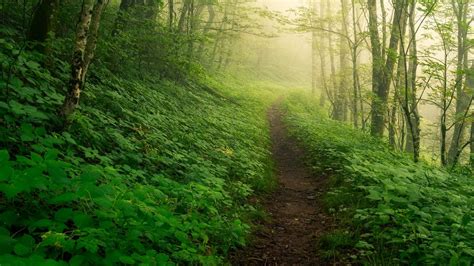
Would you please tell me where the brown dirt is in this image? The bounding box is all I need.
[230,101,335,266]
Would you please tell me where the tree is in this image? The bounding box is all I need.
[197,2,216,58]
[29,0,60,44]
[446,0,472,165]
[367,0,409,137]
[61,0,107,118]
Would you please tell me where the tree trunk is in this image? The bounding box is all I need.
[447,0,471,165]
[470,114,474,167]
[390,43,405,148]
[440,51,450,166]
[28,0,60,52]
[61,0,106,118]
[319,0,327,106]
[169,0,174,30]
[327,0,339,119]
[311,0,318,95]
[339,0,350,122]
[197,4,216,58]
[178,0,192,32]
[368,0,408,137]
[351,0,361,128]
[367,0,384,136]
[29,0,59,43]
[404,1,420,163]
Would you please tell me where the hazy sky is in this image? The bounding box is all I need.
[248,0,312,86]
[258,0,307,11]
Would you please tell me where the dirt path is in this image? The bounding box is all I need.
[231,102,334,265]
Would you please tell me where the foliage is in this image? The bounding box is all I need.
[0,36,278,264]
[283,92,474,265]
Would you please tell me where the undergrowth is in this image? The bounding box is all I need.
[0,36,279,264]
[283,92,474,265]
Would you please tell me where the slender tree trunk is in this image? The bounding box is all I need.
[29,0,60,44]
[467,63,474,166]
[368,0,408,137]
[339,0,350,122]
[311,0,318,95]
[168,0,174,30]
[197,4,216,58]
[379,0,387,60]
[470,113,474,167]
[351,0,360,128]
[440,52,449,166]
[390,44,406,148]
[178,0,191,32]
[447,0,471,164]
[327,0,338,119]
[61,0,106,118]
[405,1,420,162]
[367,0,384,136]
[319,0,327,106]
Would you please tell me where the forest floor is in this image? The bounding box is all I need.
[231,101,336,265]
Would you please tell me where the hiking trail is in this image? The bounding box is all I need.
[231,102,335,265]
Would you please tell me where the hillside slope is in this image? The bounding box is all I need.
[283,92,474,264]
[0,37,279,265]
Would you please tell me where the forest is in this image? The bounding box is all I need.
[0,0,473,265]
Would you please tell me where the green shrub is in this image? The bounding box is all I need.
[0,37,278,264]
[284,91,474,265]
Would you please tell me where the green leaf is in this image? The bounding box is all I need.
[156,253,169,264]
[46,160,68,182]
[0,228,14,255]
[355,240,374,250]
[13,234,34,256]
[9,100,26,115]
[29,219,53,230]
[44,149,60,160]
[0,101,8,110]
[54,208,73,223]
[0,163,13,181]
[73,213,93,228]
[13,243,31,256]
[0,210,18,226]
[119,256,135,264]
[0,150,9,163]
[69,255,86,266]
[461,214,471,227]
[20,123,34,142]
[49,192,77,204]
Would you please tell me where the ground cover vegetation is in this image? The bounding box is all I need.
[0,0,280,264]
[284,92,474,264]
[2,0,474,264]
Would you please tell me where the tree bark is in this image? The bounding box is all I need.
[368,0,408,137]
[350,0,361,128]
[339,0,350,122]
[327,0,339,119]
[404,1,420,163]
[447,0,471,164]
[169,0,174,30]
[61,0,106,118]
[311,0,318,95]
[28,0,60,49]
[197,4,216,58]
[470,112,474,167]
[319,0,328,106]
[178,0,192,32]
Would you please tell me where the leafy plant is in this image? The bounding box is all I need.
[284,91,474,265]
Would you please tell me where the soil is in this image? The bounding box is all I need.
[230,101,335,265]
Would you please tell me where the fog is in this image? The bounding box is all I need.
[226,0,474,162]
